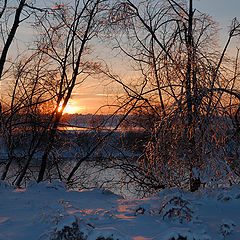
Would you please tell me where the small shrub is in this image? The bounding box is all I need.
[50,220,86,240]
[159,196,194,224]
[219,220,236,237]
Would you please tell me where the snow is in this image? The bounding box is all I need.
[0,181,240,240]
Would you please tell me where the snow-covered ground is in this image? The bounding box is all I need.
[0,181,240,240]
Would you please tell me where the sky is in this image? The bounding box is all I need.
[69,0,240,115]
[1,0,239,115]
[195,0,240,24]
[195,0,240,47]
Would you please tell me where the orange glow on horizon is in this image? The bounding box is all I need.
[57,100,86,114]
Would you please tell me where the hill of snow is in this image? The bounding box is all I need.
[0,181,240,240]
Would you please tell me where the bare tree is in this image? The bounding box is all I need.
[0,50,58,183]
[34,0,107,183]
[107,0,240,192]
[0,0,26,80]
[0,0,36,181]
[1,0,109,186]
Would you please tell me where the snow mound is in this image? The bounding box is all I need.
[0,182,240,239]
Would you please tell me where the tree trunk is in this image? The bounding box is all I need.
[0,0,26,79]
[185,0,199,191]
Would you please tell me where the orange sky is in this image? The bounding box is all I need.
[63,80,124,115]
[1,0,239,115]
[65,0,240,114]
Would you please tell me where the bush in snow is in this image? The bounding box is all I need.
[96,235,118,240]
[219,220,236,237]
[159,196,194,224]
[168,235,188,240]
[50,220,86,240]
[164,228,212,240]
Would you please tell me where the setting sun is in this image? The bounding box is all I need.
[58,100,86,114]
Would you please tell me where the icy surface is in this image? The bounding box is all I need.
[0,181,240,240]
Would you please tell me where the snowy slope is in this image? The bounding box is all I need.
[0,181,240,240]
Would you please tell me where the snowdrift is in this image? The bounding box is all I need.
[0,181,240,240]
